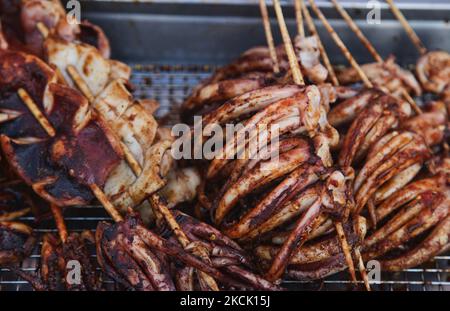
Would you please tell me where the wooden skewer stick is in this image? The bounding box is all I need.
[49,204,68,243]
[385,0,427,55]
[401,88,422,114]
[17,88,56,137]
[301,0,339,86]
[330,1,422,114]
[354,247,371,291]
[259,0,280,73]
[66,66,96,103]
[334,221,358,284]
[90,183,123,222]
[308,0,373,88]
[330,0,382,63]
[272,0,305,85]
[294,0,305,37]
[36,22,49,38]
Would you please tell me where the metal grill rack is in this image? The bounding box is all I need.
[0,64,448,291]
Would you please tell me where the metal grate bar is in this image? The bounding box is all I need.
[0,64,448,291]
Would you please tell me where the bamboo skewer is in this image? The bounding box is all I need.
[335,222,357,282]
[272,0,304,85]
[17,88,55,137]
[330,0,422,114]
[259,0,280,73]
[330,0,382,63]
[49,204,68,243]
[300,0,339,86]
[294,0,305,37]
[308,0,373,88]
[354,247,371,291]
[385,0,427,55]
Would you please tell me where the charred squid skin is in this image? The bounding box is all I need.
[379,216,450,271]
[338,101,384,167]
[0,221,36,266]
[374,175,445,223]
[240,185,321,242]
[0,51,123,206]
[0,180,40,221]
[363,190,445,250]
[363,191,449,260]
[206,94,308,180]
[287,252,347,281]
[282,216,367,281]
[172,211,245,253]
[337,57,422,97]
[211,136,307,214]
[99,215,282,291]
[373,163,422,204]
[182,72,275,114]
[354,131,417,192]
[224,162,324,239]
[255,217,366,266]
[262,168,358,282]
[201,84,304,127]
[96,221,158,291]
[265,197,323,282]
[117,232,177,291]
[329,89,383,127]
[353,133,431,215]
[338,94,412,167]
[213,137,314,225]
[402,100,448,147]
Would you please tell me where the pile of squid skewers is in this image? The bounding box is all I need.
[182,0,449,289]
[0,0,281,291]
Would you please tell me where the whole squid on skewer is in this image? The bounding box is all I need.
[187,0,364,287]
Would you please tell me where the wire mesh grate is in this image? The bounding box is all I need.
[0,64,448,291]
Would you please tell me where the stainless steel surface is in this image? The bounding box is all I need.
[0,64,449,291]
